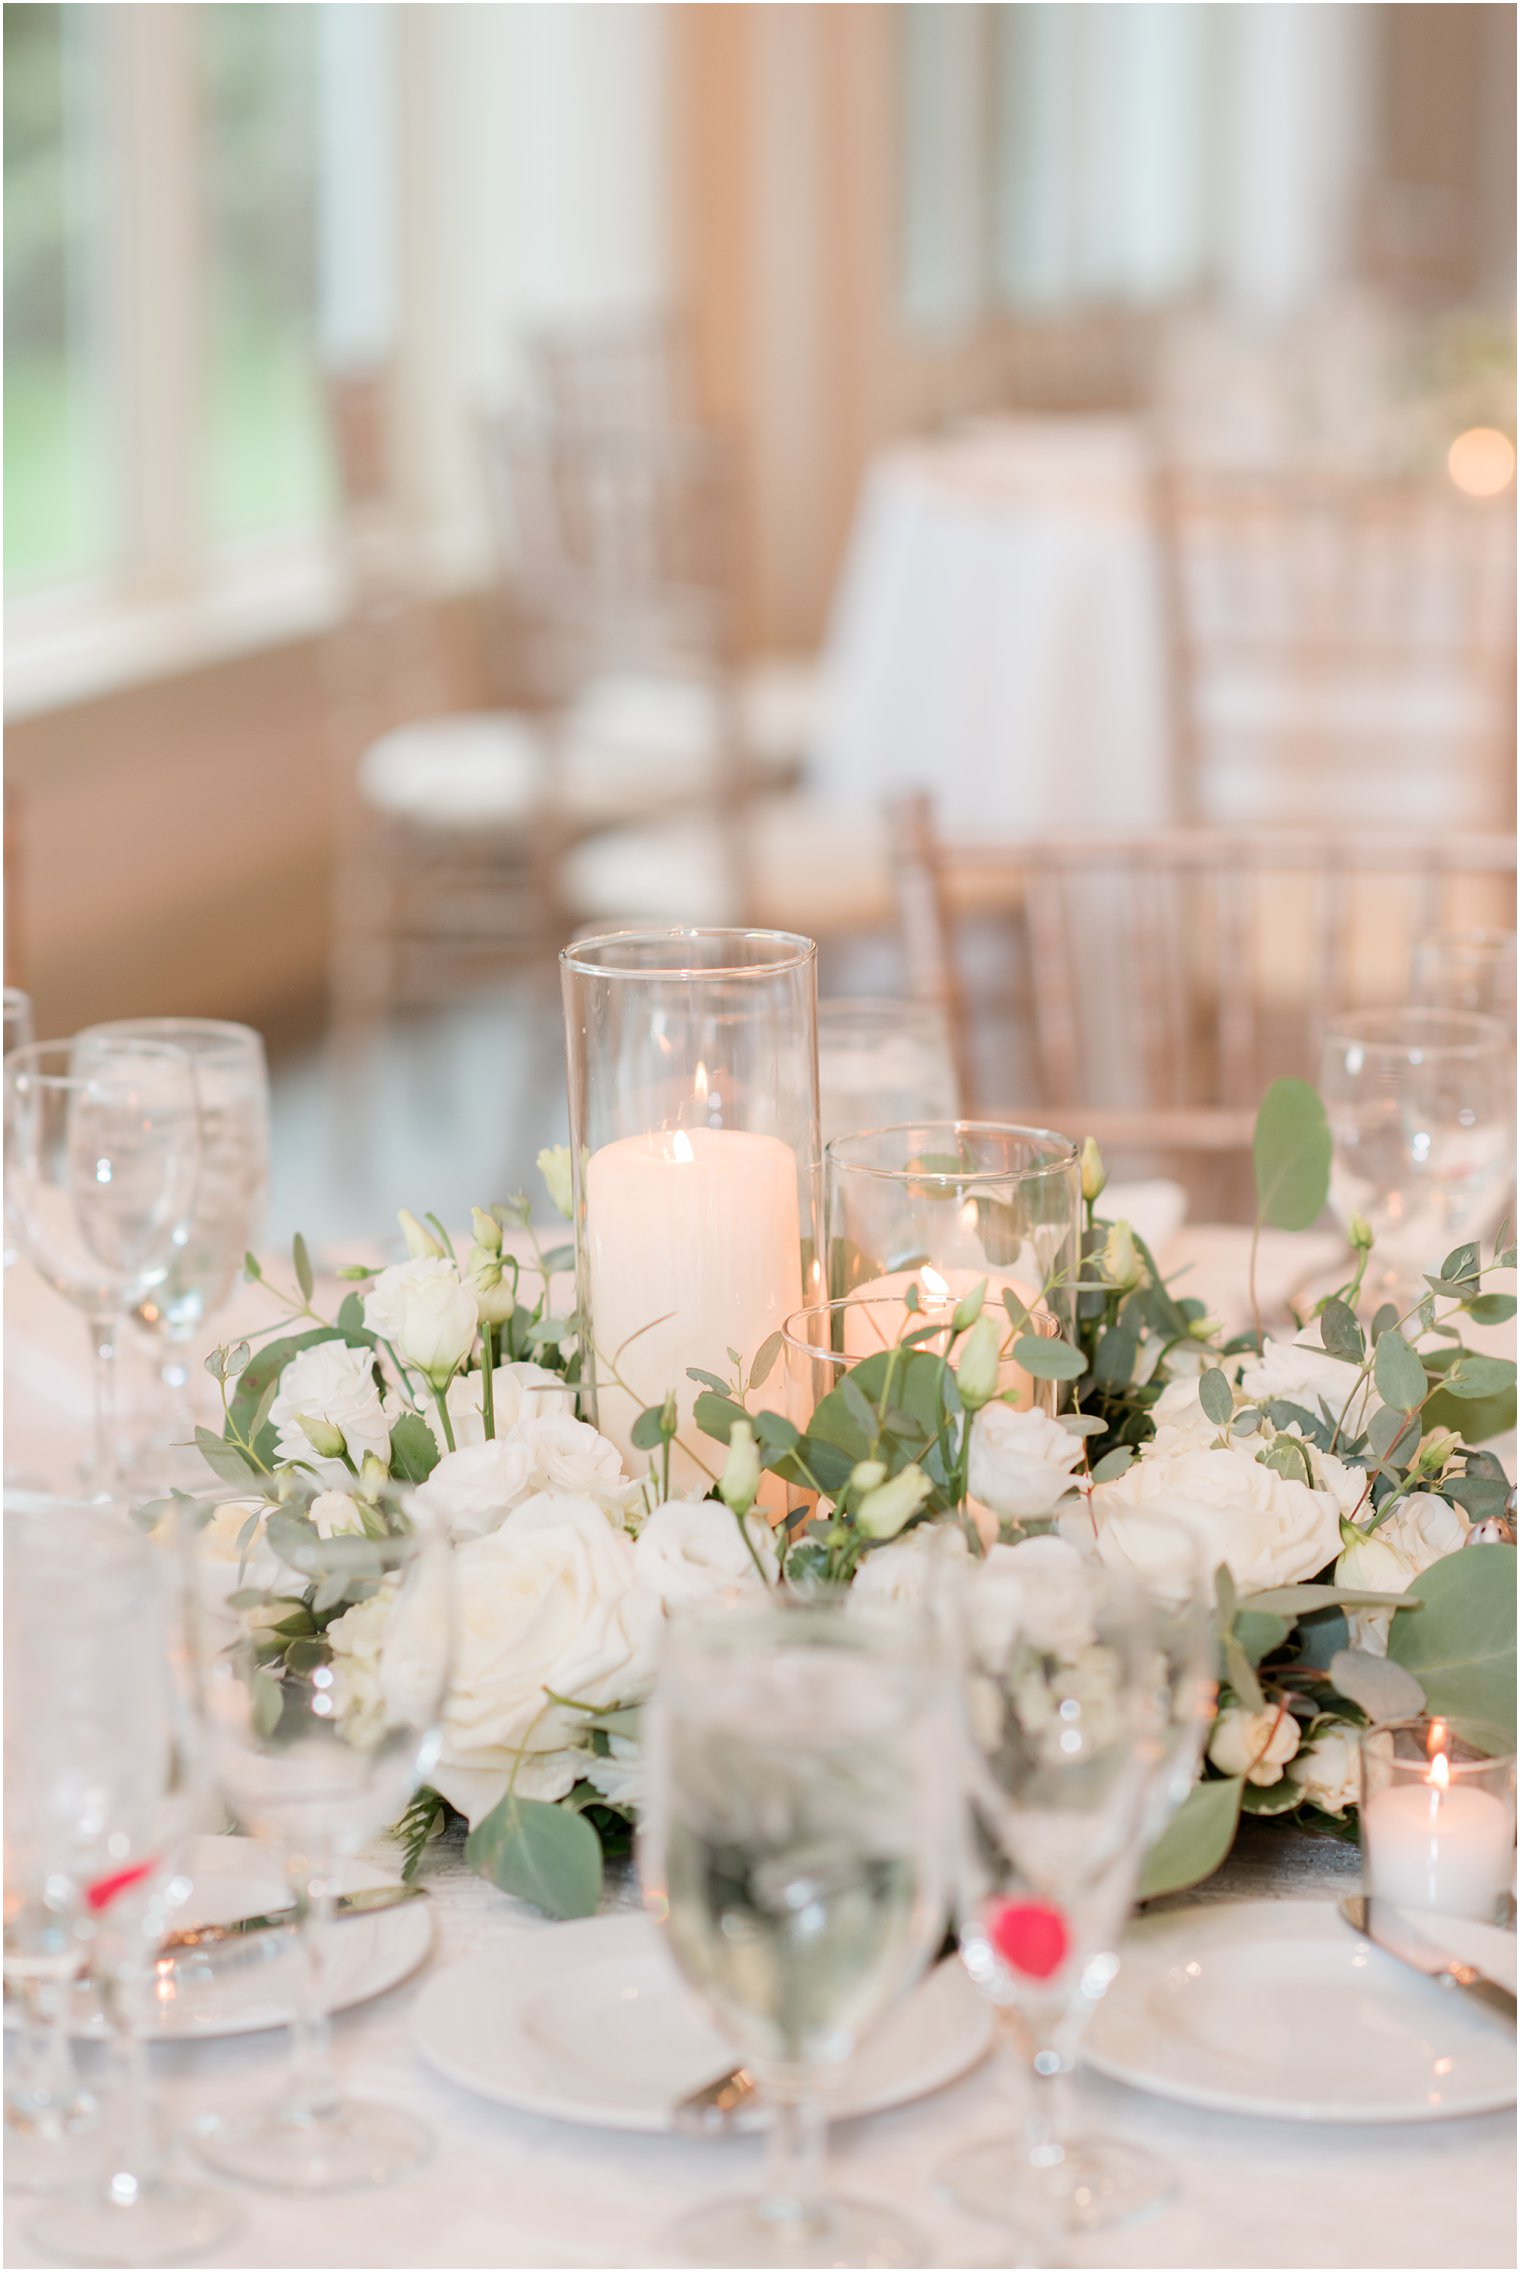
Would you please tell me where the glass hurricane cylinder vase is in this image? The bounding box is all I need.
[561,930,821,1498]
[825,1122,1082,1356]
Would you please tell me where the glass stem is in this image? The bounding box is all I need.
[159,1341,195,1447]
[996,2007,1070,2267]
[287,1866,340,2126]
[87,1314,121,1488]
[99,1949,164,2206]
[758,2069,827,2235]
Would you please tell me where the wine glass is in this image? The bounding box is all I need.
[1319,1008,1515,1308]
[2,987,33,1269]
[4,1037,200,1489]
[1410,930,1517,1023]
[817,999,960,1149]
[938,1547,1165,2255]
[641,1594,958,2269]
[1078,1506,1217,1838]
[7,1492,237,2265]
[79,1018,270,1468]
[183,1479,452,2191]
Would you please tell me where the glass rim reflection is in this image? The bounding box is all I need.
[782,1289,1060,1365]
[826,1119,1079,1185]
[77,1016,266,1070]
[560,927,818,982]
[3,1034,199,1089]
[1320,1006,1512,1060]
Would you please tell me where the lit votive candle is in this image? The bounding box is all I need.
[842,1264,1039,1408]
[1360,1728,1516,1923]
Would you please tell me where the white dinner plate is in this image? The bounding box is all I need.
[1084,1899,1517,2124]
[5,1835,433,2042]
[412,1913,991,2132]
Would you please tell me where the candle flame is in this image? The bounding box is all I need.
[959,1198,979,1234]
[1427,1750,1451,1794]
[671,1130,695,1165]
[693,1062,709,1102]
[1426,1718,1448,1760]
[922,1265,950,1302]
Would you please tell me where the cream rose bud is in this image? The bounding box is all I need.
[1207,1703,1300,1787]
[269,1339,392,1476]
[427,1496,660,1827]
[968,1404,1086,1520]
[1337,1492,1470,1655]
[309,1490,368,1539]
[468,1240,517,1327]
[955,1316,1003,1411]
[718,1421,762,1518]
[1080,1135,1107,1203]
[1091,1444,1342,1591]
[634,1496,778,1607]
[415,1437,536,1542]
[364,1257,479,1390]
[1286,1724,1361,1816]
[1101,1220,1141,1293]
[856,1464,933,1540]
[397,1208,445,1260]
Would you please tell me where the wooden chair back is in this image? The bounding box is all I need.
[522,311,690,433]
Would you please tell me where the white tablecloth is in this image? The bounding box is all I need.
[5,1236,1515,2271]
[813,420,1176,838]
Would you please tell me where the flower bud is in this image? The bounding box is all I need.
[468,1241,517,1326]
[1348,1213,1374,1252]
[1101,1220,1141,1293]
[955,1315,1003,1411]
[850,1459,888,1494]
[1413,1426,1459,1476]
[470,1207,503,1256]
[537,1145,574,1222]
[397,1209,445,1260]
[855,1464,933,1540]
[1189,1314,1222,1342]
[296,1412,347,1461]
[1080,1136,1108,1203]
[358,1452,390,1490]
[719,1419,762,1519]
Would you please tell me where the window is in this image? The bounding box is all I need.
[3,5,111,591]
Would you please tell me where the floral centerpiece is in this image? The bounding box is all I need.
[181,1088,1517,1920]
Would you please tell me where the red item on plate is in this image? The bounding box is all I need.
[987,1897,1069,1980]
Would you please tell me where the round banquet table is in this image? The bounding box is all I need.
[4,1226,1515,2272]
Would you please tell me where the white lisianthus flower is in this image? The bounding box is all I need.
[1336,1491,1470,1655]
[1208,1703,1300,1787]
[1239,1327,1379,1436]
[1091,1444,1342,1591]
[850,1522,970,1612]
[324,1592,392,1746]
[634,1496,777,1608]
[520,1413,632,1512]
[1286,1724,1361,1816]
[968,1404,1086,1520]
[415,1438,537,1542]
[364,1257,478,1391]
[269,1340,392,1477]
[430,1361,574,1454]
[972,1535,1096,1659]
[428,1496,660,1826]
[1146,1375,1220,1456]
[326,1579,449,1751]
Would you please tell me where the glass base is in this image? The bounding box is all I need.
[938,2130,1174,2236]
[28,2178,238,2267]
[662,2192,928,2269]
[5,2090,100,2194]
[191,2095,433,2193]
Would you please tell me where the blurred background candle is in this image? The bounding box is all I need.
[563,930,820,1492]
[1359,1719,1516,1922]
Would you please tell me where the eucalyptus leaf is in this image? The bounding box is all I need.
[750,1331,783,1392]
[1466,1292,1517,1325]
[1137,1776,1243,1901]
[293,1232,315,1302]
[1243,1582,1415,1617]
[1373,1329,1427,1413]
[1252,1079,1332,1232]
[1240,1778,1303,1817]
[1199,1368,1233,1425]
[692,1390,749,1445]
[465,1793,602,1919]
[1090,1446,1135,1482]
[1387,1544,1516,1753]
[630,1405,669,1452]
[1319,1299,1364,1362]
[1233,1610,1291,1666]
[1438,1354,1517,1400]
[1220,1631,1264,1713]
[1328,1648,1425,1722]
[389,1412,440,1484]
[1012,1335,1087,1382]
[194,1426,258,1484]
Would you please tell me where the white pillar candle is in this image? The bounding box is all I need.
[843,1265,1038,1408]
[1363,1758,1515,1922]
[585,1126,802,1492]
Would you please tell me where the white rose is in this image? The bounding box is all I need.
[1146,1375,1219,1456]
[432,1361,574,1452]
[968,1404,1086,1520]
[850,1523,970,1612]
[415,1438,537,1542]
[326,1579,448,1752]
[1337,1491,1469,1654]
[1207,1703,1300,1786]
[1091,1445,1341,1592]
[269,1340,392,1477]
[429,1496,659,1826]
[1239,1327,1379,1437]
[1286,1724,1361,1816]
[309,1491,367,1539]
[634,1496,777,1609]
[521,1413,632,1509]
[582,1733,644,1808]
[971,1536,1097,1660]
[364,1257,478,1390]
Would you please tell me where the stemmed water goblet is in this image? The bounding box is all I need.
[938,1546,1168,2255]
[1410,929,1517,1023]
[6,1492,238,2265]
[1319,1008,1514,1310]
[182,1479,452,2191]
[641,1593,958,2269]
[4,1037,200,1489]
[2,986,33,1269]
[79,1018,270,1471]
